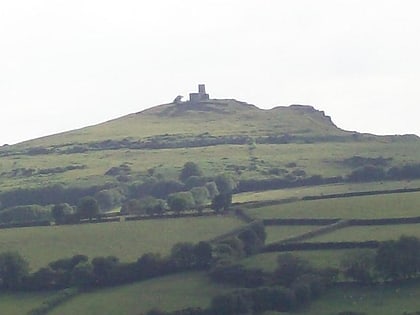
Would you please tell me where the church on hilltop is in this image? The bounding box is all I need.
[173,84,210,104]
[189,84,210,102]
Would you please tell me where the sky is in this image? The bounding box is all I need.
[1,0,420,145]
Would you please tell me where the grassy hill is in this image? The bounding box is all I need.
[1,98,420,315]
[0,98,418,192]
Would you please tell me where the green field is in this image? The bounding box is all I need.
[308,223,420,243]
[49,272,231,315]
[241,249,366,271]
[305,281,420,315]
[0,216,243,269]
[244,191,420,220]
[265,225,320,244]
[234,180,420,204]
[0,292,52,315]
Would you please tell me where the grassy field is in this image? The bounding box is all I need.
[0,216,243,269]
[265,225,320,244]
[0,292,53,315]
[307,223,420,243]
[234,180,420,204]
[244,191,420,220]
[241,249,367,271]
[49,271,231,315]
[305,281,420,315]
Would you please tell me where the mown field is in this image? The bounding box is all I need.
[244,191,420,220]
[0,215,243,269]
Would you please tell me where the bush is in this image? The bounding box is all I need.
[0,205,51,223]
[167,192,195,213]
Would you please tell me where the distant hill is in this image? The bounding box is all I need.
[11,99,350,149]
[0,97,419,196]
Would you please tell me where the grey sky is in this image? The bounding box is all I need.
[1,0,419,144]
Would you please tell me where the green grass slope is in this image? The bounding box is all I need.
[0,216,243,269]
[49,271,232,315]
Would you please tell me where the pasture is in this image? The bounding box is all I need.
[0,292,52,315]
[307,223,420,243]
[265,225,320,244]
[48,271,231,315]
[0,215,243,269]
[244,191,420,220]
[306,281,420,315]
[233,180,420,204]
[241,249,367,271]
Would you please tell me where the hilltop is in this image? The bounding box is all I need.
[0,86,419,202]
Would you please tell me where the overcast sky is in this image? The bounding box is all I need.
[1,0,420,145]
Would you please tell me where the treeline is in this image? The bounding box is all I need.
[0,242,212,292]
[0,223,266,292]
[145,235,420,315]
[341,235,420,283]
[143,253,338,315]
[347,163,420,182]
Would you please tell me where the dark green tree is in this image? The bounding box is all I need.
[77,196,99,220]
[211,193,232,213]
[193,241,213,268]
[214,174,236,194]
[341,250,376,284]
[0,251,29,290]
[190,186,209,208]
[170,242,196,269]
[52,203,74,224]
[179,162,203,182]
[167,192,195,213]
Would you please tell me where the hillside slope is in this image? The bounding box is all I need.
[0,98,418,193]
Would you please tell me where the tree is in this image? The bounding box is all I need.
[193,241,213,268]
[190,187,210,208]
[94,189,123,211]
[205,181,219,199]
[375,236,420,280]
[214,174,236,194]
[211,193,232,213]
[0,251,29,290]
[170,242,196,269]
[340,250,376,284]
[179,162,203,182]
[274,254,313,286]
[77,196,99,220]
[167,192,195,213]
[52,203,74,224]
[92,256,119,286]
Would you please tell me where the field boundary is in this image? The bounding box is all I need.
[263,240,380,252]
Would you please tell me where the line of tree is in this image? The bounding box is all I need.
[341,235,420,283]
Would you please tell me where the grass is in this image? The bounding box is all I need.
[241,249,367,271]
[234,180,420,204]
[305,281,420,315]
[1,99,420,191]
[265,226,320,244]
[0,216,243,269]
[0,292,53,315]
[244,191,420,220]
[48,271,232,315]
[308,223,420,243]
